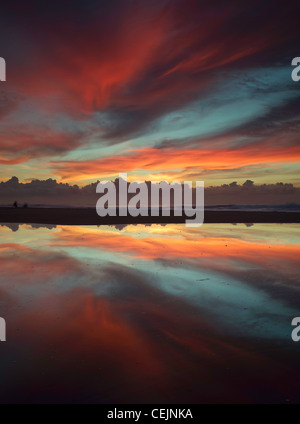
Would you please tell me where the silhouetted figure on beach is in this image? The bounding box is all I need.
[23,203,28,208]
[13,201,18,208]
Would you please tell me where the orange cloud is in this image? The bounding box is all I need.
[52,141,300,183]
[0,155,31,165]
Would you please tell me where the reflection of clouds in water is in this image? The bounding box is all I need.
[0,223,300,403]
[0,224,299,341]
[0,267,297,404]
[0,223,56,232]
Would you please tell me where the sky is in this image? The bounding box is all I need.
[0,0,299,195]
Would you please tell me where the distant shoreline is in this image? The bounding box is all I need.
[0,207,299,225]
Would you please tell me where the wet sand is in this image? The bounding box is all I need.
[0,207,299,225]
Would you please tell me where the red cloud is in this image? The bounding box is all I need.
[1,0,299,173]
[0,123,85,163]
[8,1,291,116]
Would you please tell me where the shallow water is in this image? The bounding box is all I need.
[0,223,299,403]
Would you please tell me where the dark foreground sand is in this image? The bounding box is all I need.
[0,207,299,225]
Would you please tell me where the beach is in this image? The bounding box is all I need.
[0,207,299,225]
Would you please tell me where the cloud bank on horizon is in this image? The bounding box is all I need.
[1,176,299,207]
[0,0,299,201]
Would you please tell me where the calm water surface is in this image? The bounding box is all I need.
[0,223,299,403]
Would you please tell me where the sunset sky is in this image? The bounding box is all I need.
[0,0,299,188]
